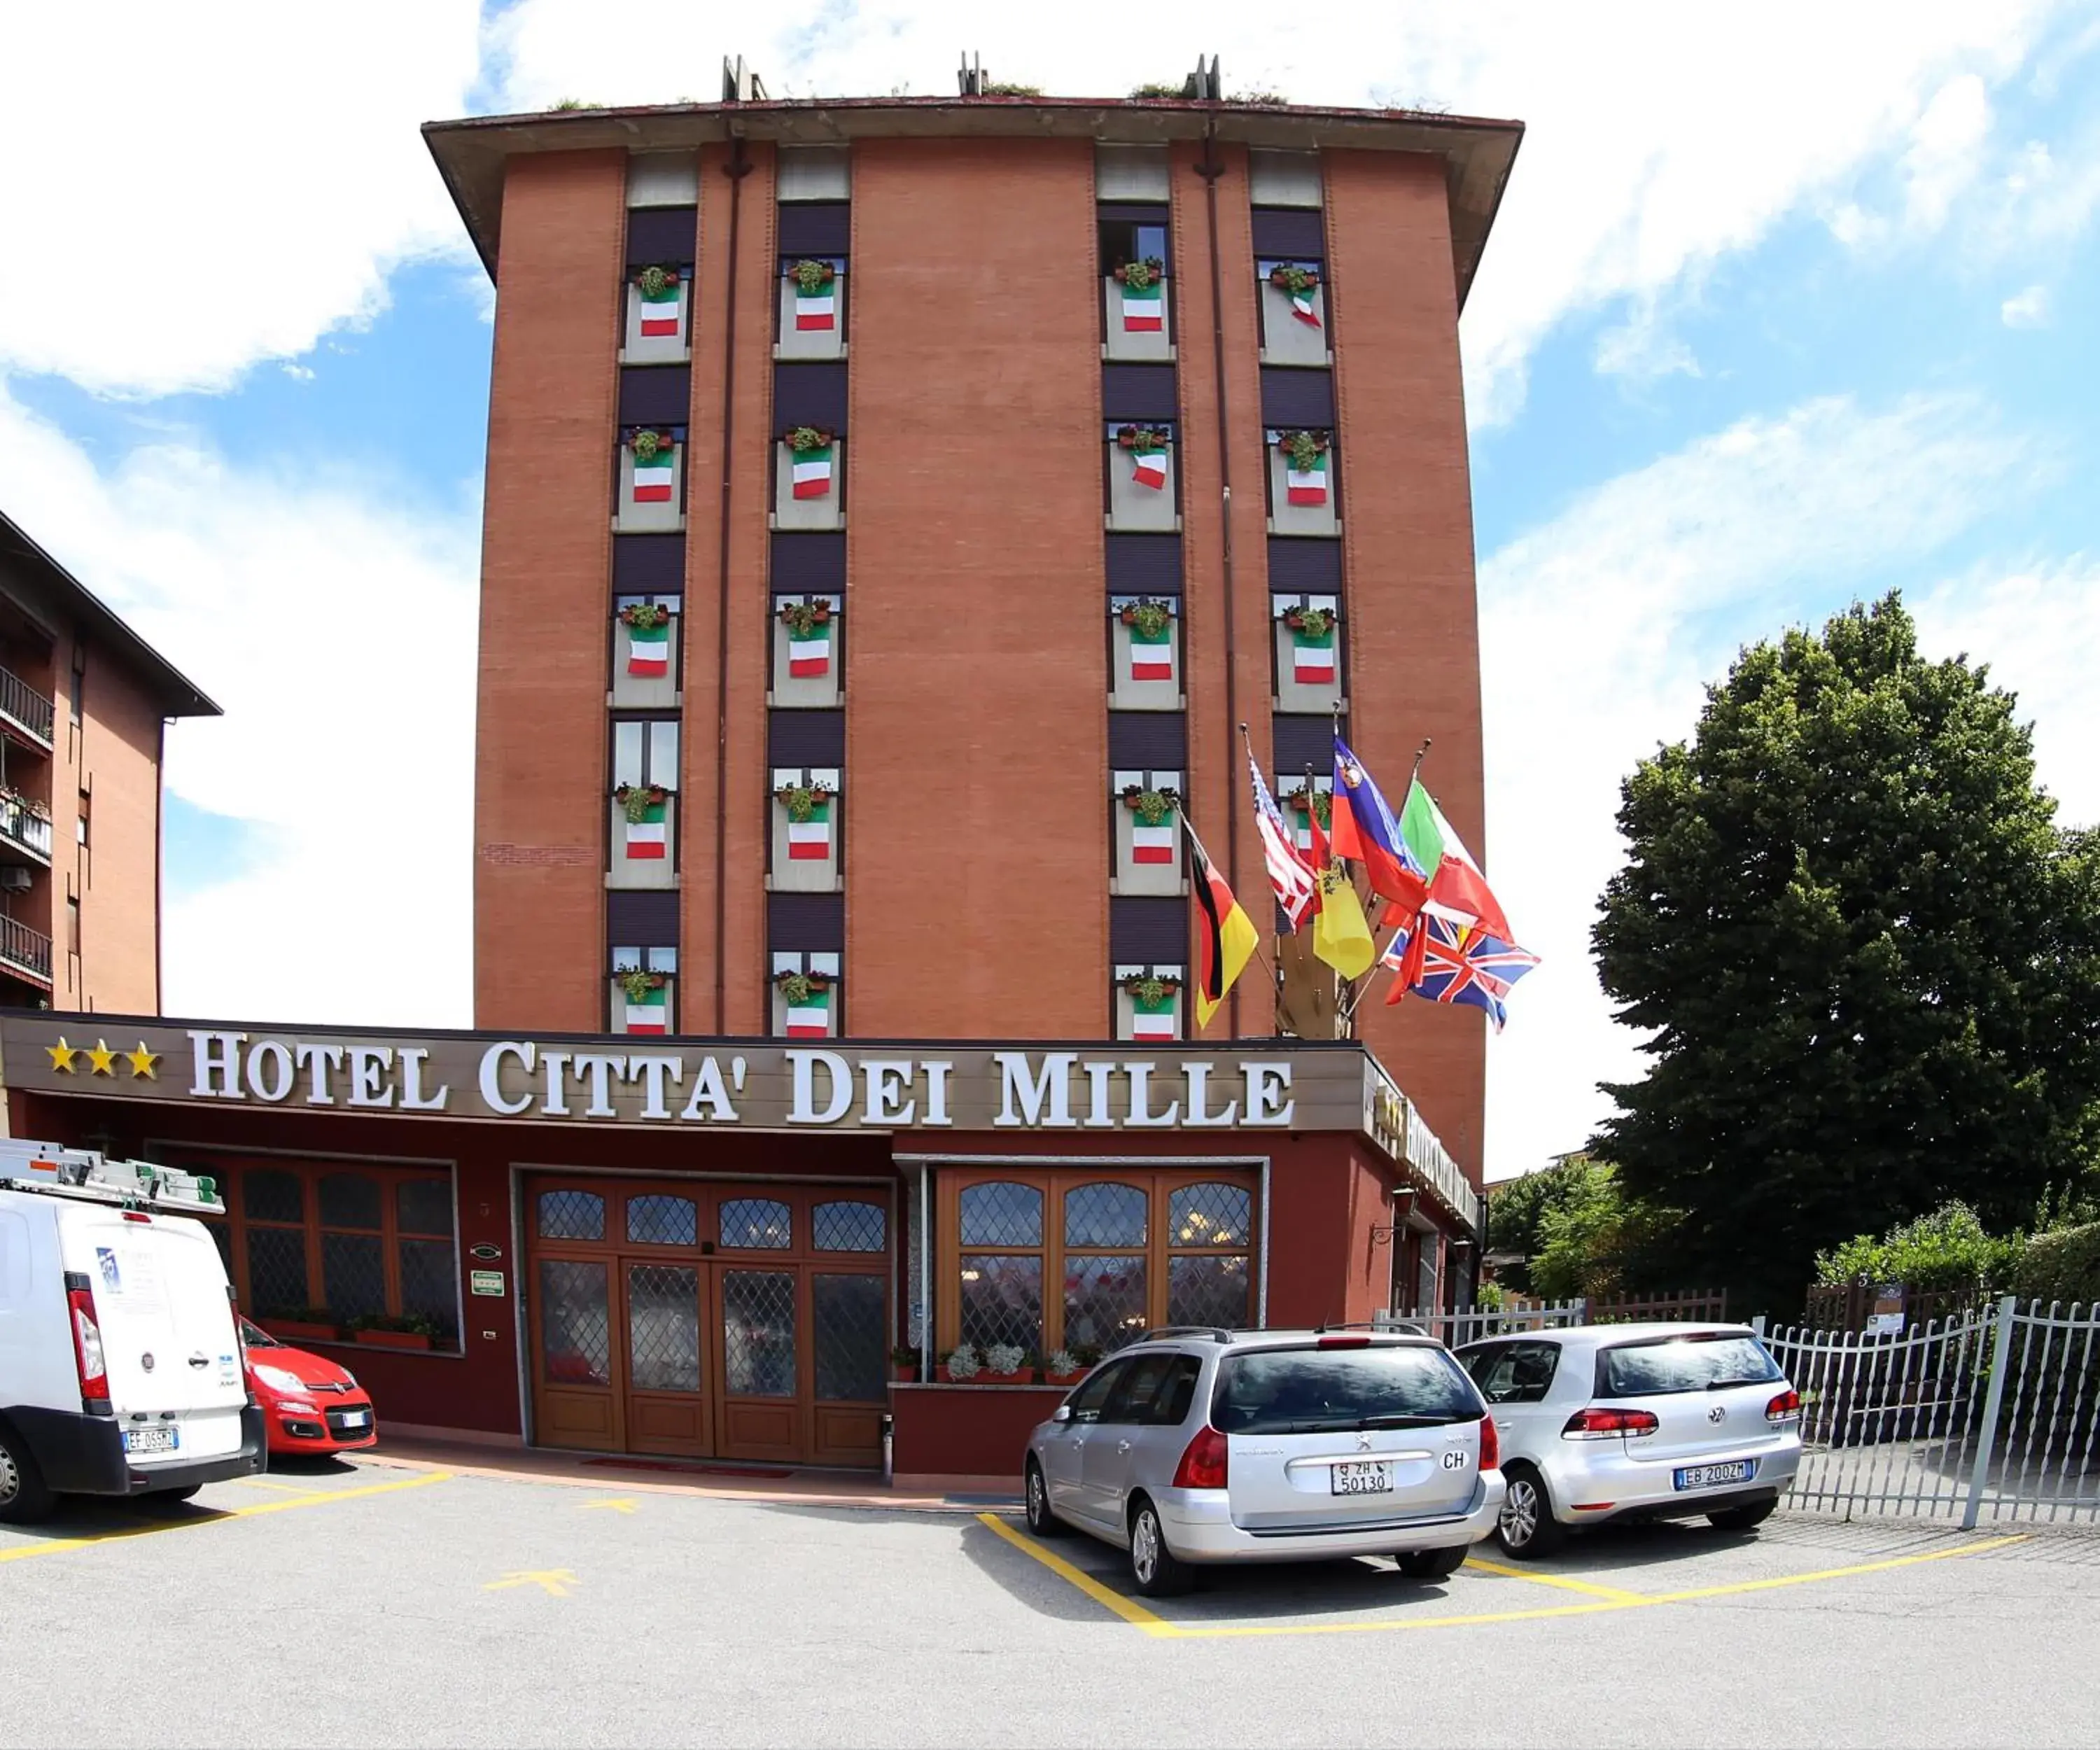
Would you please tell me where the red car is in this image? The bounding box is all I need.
[239,1317,379,1456]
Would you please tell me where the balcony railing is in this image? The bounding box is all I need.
[0,666,55,749]
[0,913,52,983]
[0,794,53,862]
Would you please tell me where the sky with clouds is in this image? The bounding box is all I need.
[2,2,2095,1180]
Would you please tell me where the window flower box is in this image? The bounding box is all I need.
[259,1317,339,1344]
[349,1315,439,1352]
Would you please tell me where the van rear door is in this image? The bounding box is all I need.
[59,1210,247,1466]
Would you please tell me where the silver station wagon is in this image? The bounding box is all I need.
[1024,1327,1504,1596]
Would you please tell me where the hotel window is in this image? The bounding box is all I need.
[939,1168,1256,1360]
[612,718,680,791]
[197,1158,461,1349]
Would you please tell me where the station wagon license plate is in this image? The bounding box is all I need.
[1674,1459,1755,1491]
[1331,1461,1395,1495]
[122,1427,179,1455]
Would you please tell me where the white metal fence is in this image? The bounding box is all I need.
[1380,1293,1731,1350]
[1756,1297,2100,1528]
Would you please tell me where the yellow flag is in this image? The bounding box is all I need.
[1312,867,1376,980]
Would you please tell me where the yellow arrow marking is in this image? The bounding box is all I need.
[484,1569,579,1597]
[580,1497,638,1513]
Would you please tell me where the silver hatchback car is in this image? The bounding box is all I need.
[1023,1327,1505,1596]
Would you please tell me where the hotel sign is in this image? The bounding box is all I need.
[1,1021,1389,1138]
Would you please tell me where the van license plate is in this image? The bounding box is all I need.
[1674,1460,1754,1491]
[122,1427,179,1455]
[1331,1461,1395,1495]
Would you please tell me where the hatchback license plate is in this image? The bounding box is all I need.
[122,1427,179,1455]
[1331,1461,1395,1496]
[1674,1459,1754,1491]
[340,1412,369,1428]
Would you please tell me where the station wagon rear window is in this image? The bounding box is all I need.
[1212,1345,1480,1435]
[1597,1334,1781,1398]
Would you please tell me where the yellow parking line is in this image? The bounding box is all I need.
[976,1513,1181,1637]
[1642,1534,2030,1606]
[0,1470,452,1566]
[230,1477,326,1495]
[1463,1552,1648,1603]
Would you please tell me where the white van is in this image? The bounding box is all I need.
[0,1140,265,1522]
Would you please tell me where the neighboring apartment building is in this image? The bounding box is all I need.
[0,510,218,1014]
[426,83,1518,1191]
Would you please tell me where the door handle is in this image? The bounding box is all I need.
[1116,1439,1133,1453]
[188,1353,209,1368]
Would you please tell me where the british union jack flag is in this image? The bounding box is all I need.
[1380,912,1539,1031]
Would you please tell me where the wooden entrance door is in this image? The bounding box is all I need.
[524,1177,890,1467]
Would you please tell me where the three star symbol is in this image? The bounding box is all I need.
[44,1037,159,1078]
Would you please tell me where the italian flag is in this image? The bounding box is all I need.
[632,444,676,504]
[1131,444,1168,491]
[788,620,833,678]
[1130,990,1177,1041]
[794,279,836,330]
[627,620,671,677]
[1294,811,1317,855]
[785,985,831,1037]
[1285,450,1328,506]
[786,798,832,860]
[625,802,668,860]
[1292,623,1336,685]
[1288,285,1320,328]
[791,444,834,499]
[624,986,668,1034]
[638,279,681,338]
[1130,810,1177,864]
[1121,279,1163,332]
[1128,619,1172,682]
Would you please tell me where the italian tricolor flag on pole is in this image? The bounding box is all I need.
[1292,623,1336,685]
[1121,279,1163,332]
[791,444,834,498]
[788,620,833,678]
[632,443,676,503]
[625,801,668,860]
[1289,286,1320,327]
[1131,444,1168,491]
[1128,620,1172,682]
[627,620,671,677]
[1285,450,1328,506]
[1131,813,1177,864]
[1130,990,1177,1040]
[1294,811,1317,855]
[625,986,668,1034]
[638,280,681,337]
[795,281,836,330]
[785,986,831,1037]
[787,799,832,860]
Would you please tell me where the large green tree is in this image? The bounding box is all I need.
[1592,594,2100,1314]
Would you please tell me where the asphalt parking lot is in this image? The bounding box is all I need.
[2,1458,2096,1749]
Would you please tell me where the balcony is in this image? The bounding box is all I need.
[0,913,52,986]
[0,792,53,866]
[0,666,55,753]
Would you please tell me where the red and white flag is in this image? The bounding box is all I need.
[1247,753,1317,931]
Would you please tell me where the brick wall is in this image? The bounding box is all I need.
[53,646,163,1014]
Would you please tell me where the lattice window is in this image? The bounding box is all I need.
[540,1259,611,1387]
[959,1182,1042,1247]
[812,1200,886,1252]
[246,1224,309,1313]
[320,1172,383,1230]
[812,1273,886,1401]
[243,1170,303,1224]
[722,1270,797,1396]
[720,1198,793,1250]
[321,1233,387,1321]
[1168,1253,1252,1330]
[1169,1182,1252,1248]
[1065,1182,1147,1247]
[538,1189,606,1242]
[397,1180,454,1238]
[959,1254,1044,1355]
[1063,1254,1150,1354]
[626,1194,699,1247]
[398,1238,459,1341]
[626,1265,702,1392]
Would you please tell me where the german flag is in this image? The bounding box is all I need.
[1184,819,1259,1032]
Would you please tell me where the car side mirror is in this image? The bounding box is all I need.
[1051,1404,1073,1423]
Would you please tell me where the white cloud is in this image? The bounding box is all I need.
[0,1,482,397]
[0,388,477,1026]
[1476,394,2041,1180]
[2001,283,2052,324]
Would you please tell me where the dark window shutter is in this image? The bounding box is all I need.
[1105,533,1183,596]
[1260,367,1335,429]
[777,203,851,257]
[619,365,692,428]
[626,206,697,267]
[1108,712,1187,769]
[1273,714,1334,776]
[771,531,847,593]
[1110,897,1187,965]
[608,891,680,946]
[614,533,687,594]
[769,709,845,769]
[1101,364,1181,423]
[1267,537,1342,593]
[1096,202,1171,226]
[1250,209,1326,259]
[769,892,845,951]
[774,362,850,434]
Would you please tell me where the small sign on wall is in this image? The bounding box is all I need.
[470,1270,507,1298]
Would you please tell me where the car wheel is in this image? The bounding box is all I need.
[1394,1544,1469,1579]
[0,1424,55,1526]
[1494,1464,1567,1559]
[1707,1499,1777,1533]
[1127,1497,1194,1597]
[1023,1461,1065,1539]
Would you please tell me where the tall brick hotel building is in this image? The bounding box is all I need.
[1,75,1522,1481]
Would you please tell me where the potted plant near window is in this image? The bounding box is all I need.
[258,1306,340,1343]
[979,1343,1035,1385]
[890,1344,921,1382]
[1044,1348,1088,1387]
[939,1343,981,1384]
[347,1313,440,1352]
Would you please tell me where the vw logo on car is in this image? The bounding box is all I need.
[1709,1404,1728,1423]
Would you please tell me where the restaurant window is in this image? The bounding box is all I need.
[200,1158,461,1348]
[940,1168,1256,1361]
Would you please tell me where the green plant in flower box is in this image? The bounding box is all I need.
[1120,598,1173,639]
[785,425,835,453]
[1268,262,1320,296]
[1287,787,1331,826]
[1284,604,1333,639]
[1120,974,1181,1008]
[615,967,668,1002]
[614,783,669,823]
[629,428,673,460]
[347,1312,440,1338]
[1116,424,1171,451]
[1120,783,1182,825]
[635,264,680,298]
[944,1343,981,1380]
[774,782,833,821]
[1114,256,1165,290]
[619,602,670,630]
[1279,428,1330,470]
[790,258,836,292]
[778,598,832,636]
[774,969,832,1007]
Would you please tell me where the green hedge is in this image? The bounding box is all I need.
[2010,1220,2100,1306]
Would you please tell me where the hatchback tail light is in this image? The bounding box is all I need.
[1561,1406,1660,1440]
[1478,1415,1500,1471]
[64,1274,109,1408]
[1765,1389,1802,1424]
[1171,1425,1229,1490]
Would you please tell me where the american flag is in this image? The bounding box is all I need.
[1380,912,1539,1031]
[1247,751,1317,930]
